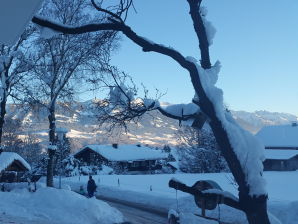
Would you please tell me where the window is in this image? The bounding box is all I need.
[131,161,139,167]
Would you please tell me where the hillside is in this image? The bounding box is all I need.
[6,102,298,150]
[232,110,298,134]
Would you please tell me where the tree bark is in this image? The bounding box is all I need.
[240,193,270,224]
[0,69,10,147]
[0,95,7,145]
[47,104,56,187]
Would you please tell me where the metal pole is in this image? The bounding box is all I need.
[59,147,62,189]
[59,137,63,189]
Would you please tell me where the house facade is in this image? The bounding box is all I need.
[256,124,298,171]
[263,150,298,171]
[74,144,168,173]
[0,151,31,182]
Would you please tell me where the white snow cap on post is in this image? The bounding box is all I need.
[0,0,43,46]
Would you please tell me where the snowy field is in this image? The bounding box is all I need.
[1,172,297,224]
[63,171,298,224]
[64,171,298,202]
[0,185,124,224]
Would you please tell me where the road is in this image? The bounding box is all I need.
[98,196,168,224]
[0,198,168,224]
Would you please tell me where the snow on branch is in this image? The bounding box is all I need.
[192,59,266,196]
[199,7,216,46]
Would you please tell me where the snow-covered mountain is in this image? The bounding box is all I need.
[6,102,298,149]
[7,101,180,150]
[231,110,298,134]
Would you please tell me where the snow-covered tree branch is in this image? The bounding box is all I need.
[93,65,205,132]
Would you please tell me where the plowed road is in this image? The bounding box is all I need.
[98,196,168,224]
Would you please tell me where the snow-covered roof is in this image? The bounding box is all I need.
[76,144,168,162]
[264,150,298,160]
[167,161,179,169]
[0,152,31,172]
[256,124,298,147]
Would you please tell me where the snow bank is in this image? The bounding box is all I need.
[0,187,123,224]
[269,201,298,224]
[176,196,282,224]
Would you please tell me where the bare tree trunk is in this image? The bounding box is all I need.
[240,194,270,224]
[47,104,56,187]
[186,1,271,222]
[0,96,7,145]
[0,69,9,147]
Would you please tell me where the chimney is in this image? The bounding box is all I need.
[112,143,118,149]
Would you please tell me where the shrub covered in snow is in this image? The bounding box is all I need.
[62,155,81,177]
[80,164,102,175]
[175,125,228,173]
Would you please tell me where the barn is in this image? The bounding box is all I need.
[0,151,31,182]
[263,150,298,171]
[74,144,168,173]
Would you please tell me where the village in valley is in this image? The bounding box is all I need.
[0,1,298,224]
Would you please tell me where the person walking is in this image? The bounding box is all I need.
[87,175,97,198]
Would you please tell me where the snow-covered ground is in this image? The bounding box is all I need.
[1,172,296,223]
[63,171,298,224]
[0,185,124,224]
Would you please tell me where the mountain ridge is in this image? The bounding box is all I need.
[5,102,298,150]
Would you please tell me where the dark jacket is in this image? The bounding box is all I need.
[87,179,97,192]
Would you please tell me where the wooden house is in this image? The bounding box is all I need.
[74,144,168,173]
[0,151,31,182]
[263,150,298,171]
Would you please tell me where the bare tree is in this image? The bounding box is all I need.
[32,0,271,223]
[93,65,204,132]
[23,0,117,187]
[0,27,35,148]
[2,116,23,150]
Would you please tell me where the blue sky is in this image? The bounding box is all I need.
[110,0,298,115]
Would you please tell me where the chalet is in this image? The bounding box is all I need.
[0,151,31,182]
[256,122,298,150]
[263,150,298,171]
[74,144,168,173]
